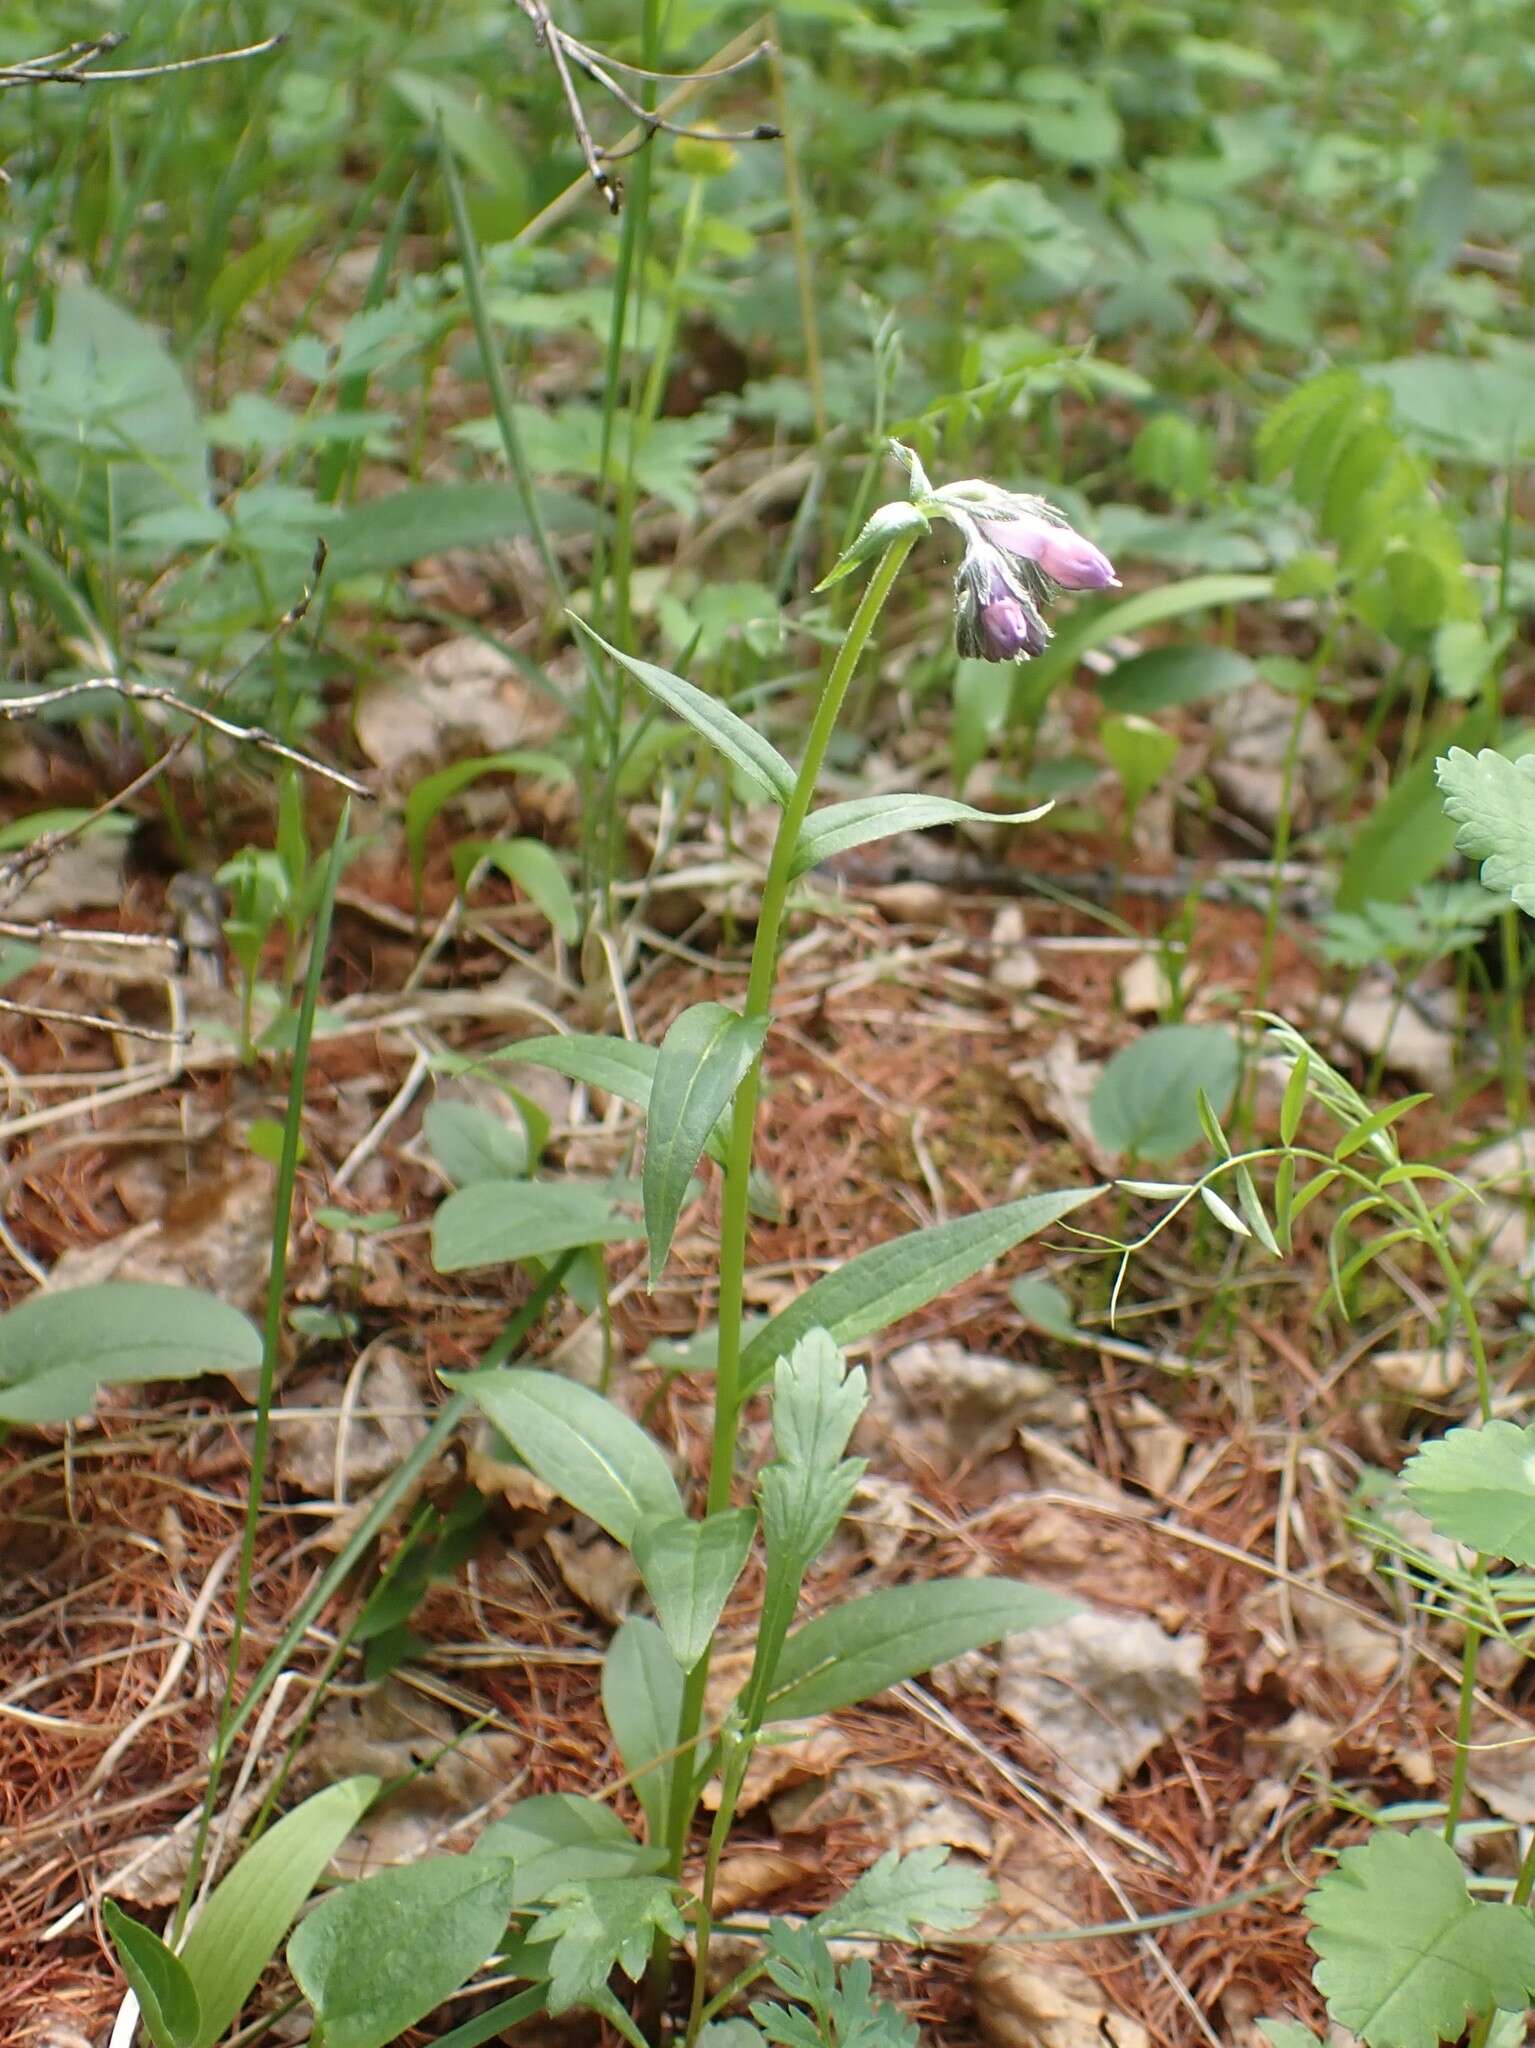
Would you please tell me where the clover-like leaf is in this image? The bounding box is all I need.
[1308,1826,1535,2048]
[1436,746,1535,915]
[1403,1420,1535,1562]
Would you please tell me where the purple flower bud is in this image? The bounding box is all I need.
[978,596,1044,661]
[982,512,1119,591]
[954,543,1051,663]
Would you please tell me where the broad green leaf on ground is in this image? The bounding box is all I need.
[487,1032,657,1106]
[1436,747,1535,914]
[1096,644,1254,714]
[0,1283,262,1425]
[1308,1826,1535,2048]
[1258,2026,1322,2048]
[1020,573,1272,698]
[603,1618,684,1842]
[569,617,795,806]
[1403,1421,1535,1562]
[424,1100,530,1186]
[633,1509,757,1671]
[404,749,573,900]
[455,837,579,942]
[1336,707,1494,910]
[179,1776,379,2046]
[816,1847,995,1940]
[103,1901,200,2048]
[790,793,1050,877]
[475,1794,662,1907]
[431,1179,641,1272]
[1090,1025,1239,1161]
[324,481,589,578]
[737,1188,1101,1393]
[644,1004,767,1283]
[288,1855,519,2048]
[448,1367,681,1543]
[759,1578,1079,1722]
[530,1874,685,2014]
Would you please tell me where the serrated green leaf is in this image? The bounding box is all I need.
[791,793,1049,877]
[633,1509,757,1672]
[644,1004,767,1284]
[814,501,930,591]
[1437,747,1535,915]
[738,1188,1101,1394]
[758,1330,868,1572]
[475,1794,661,1907]
[180,1776,379,2045]
[450,1367,680,1543]
[1307,1826,1535,2047]
[761,1578,1078,1722]
[104,1901,201,2048]
[531,1874,685,2014]
[569,617,794,806]
[816,1846,995,1940]
[1403,1421,1535,1562]
[431,1179,642,1272]
[288,1855,519,2048]
[0,1282,262,1426]
[602,1617,684,1843]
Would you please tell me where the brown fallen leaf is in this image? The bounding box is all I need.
[1011,1035,1119,1176]
[276,1344,429,1502]
[775,1765,993,1862]
[545,1525,640,1626]
[860,1340,1083,1478]
[355,634,563,787]
[708,1849,817,1917]
[974,1946,1150,2048]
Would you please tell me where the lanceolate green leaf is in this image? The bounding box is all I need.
[179,1776,379,2047]
[431,1179,641,1272]
[103,1901,200,2048]
[287,1855,520,2048]
[644,1004,767,1283]
[486,1034,732,1167]
[602,1618,684,1843]
[569,616,795,806]
[633,1509,757,1671]
[737,1188,1101,1393]
[759,1578,1079,1722]
[791,793,1050,876]
[449,1367,681,1543]
[0,1282,263,1426]
[403,748,571,902]
[1022,573,1272,698]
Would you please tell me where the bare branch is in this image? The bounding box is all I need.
[510,0,776,211]
[0,32,284,92]
[0,995,189,1046]
[0,917,177,954]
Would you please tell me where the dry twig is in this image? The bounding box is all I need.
[0,32,285,92]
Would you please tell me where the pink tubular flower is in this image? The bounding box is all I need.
[954,541,1051,664]
[981,511,1119,592]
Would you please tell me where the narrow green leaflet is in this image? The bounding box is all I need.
[570,616,795,806]
[476,1794,661,1907]
[1436,746,1535,914]
[759,1330,869,1571]
[760,1579,1079,1722]
[633,1509,757,1671]
[644,1004,767,1283]
[456,837,580,944]
[103,1901,200,2048]
[737,1188,1101,1393]
[480,1033,731,1169]
[602,1618,684,1844]
[431,1180,642,1273]
[1308,1827,1535,2048]
[530,1874,685,2015]
[0,1282,262,1426]
[288,1855,520,2048]
[449,1367,681,1544]
[790,794,1050,877]
[179,1775,379,2046]
[1403,1421,1535,1562]
[816,1847,995,1940]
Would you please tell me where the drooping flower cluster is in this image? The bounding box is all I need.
[947,487,1118,665]
[821,445,1121,665]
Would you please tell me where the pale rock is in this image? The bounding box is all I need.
[1011,1035,1118,1174]
[1209,681,1345,836]
[1370,1342,1468,1401]
[860,1339,1082,1476]
[997,1611,1205,1805]
[1117,952,1174,1019]
[991,903,1043,996]
[1335,981,1456,1092]
[1120,1393,1190,1497]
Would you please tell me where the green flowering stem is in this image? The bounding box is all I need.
[643,529,917,2035]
